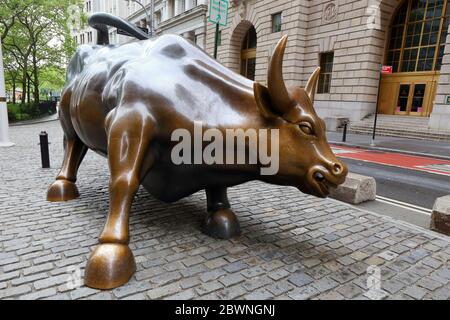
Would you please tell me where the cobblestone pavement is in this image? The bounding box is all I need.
[1,121,449,300]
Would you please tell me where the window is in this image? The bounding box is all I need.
[272,12,282,33]
[241,27,257,80]
[386,0,450,72]
[179,0,186,14]
[318,52,334,94]
[155,11,161,28]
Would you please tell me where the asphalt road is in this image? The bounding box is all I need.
[340,157,450,209]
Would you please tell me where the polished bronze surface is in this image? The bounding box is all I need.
[47,14,347,290]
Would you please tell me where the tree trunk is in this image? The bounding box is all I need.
[32,52,39,104]
[27,75,30,104]
[12,80,16,104]
[21,68,26,105]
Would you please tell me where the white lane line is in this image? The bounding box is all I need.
[376,195,432,216]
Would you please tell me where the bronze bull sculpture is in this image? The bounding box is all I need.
[47,13,347,289]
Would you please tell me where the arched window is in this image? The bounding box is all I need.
[387,0,450,73]
[241,27,257,80]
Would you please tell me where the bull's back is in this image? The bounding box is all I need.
[61,35,257,200]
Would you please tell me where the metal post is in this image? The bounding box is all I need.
[127,0,152,36]
[213,23,219,59]
[39,131,50,168]
[371,64,382,147]
[0,36,14,147]
[342,122,348,142]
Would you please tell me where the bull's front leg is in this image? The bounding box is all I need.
[84,106,155,290]
[202,187,241,239]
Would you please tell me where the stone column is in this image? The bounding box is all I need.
[174,0,181,15]
[195,33,205,49]
[0,37,14,147]
[186,0,194,10]
[429,24,450,132]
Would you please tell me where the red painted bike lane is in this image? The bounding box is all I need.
[331,145,450,177]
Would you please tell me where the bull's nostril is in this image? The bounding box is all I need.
[332,163,343,175]
[314,172,325,182]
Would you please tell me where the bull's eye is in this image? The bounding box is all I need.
[299,122,314,135]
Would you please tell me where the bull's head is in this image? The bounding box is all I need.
[254,35,347,197]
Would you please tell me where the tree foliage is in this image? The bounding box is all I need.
[0,0,84,104]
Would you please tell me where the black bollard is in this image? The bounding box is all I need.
[39,131,50,168]
[342,122,348,142]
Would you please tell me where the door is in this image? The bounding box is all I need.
[380,72,438,117]
[394,82,430,116]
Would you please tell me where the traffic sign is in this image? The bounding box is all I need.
[381,65,393,74]
[209,0,229,26]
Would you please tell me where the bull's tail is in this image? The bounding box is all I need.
[88,12,150,45]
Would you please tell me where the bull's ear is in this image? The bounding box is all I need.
[254,82,277,119]
[305,67,321,103]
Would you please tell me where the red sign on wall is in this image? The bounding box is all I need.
[382,65,393,74]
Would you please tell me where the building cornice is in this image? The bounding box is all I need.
[157,5,208,32]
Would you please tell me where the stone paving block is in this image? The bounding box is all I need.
[336,283,363,299]
[244,288,273,300]
[403,286,429,300]
[147,283,182,299]
[33,274,68,290]
[265,280,293,296]
[215,284,247,300]
[165,289,196,300]
[200,269,227,282]
[19,288,57,300]
[288,284,319,300]
[218,273,245,287]
[382,279,407,295]
[194,280,223,295]
[0,284,32,299]
[242,276,272,291]
[223,261,248,273]
[288,272,314,287]
[430,286,450,300]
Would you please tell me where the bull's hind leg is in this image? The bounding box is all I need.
[47,94,88,202]
[202,188,241,239]
[84,106,155,290]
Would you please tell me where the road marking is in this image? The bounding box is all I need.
[332,145,450,177]
[375,195,432,216]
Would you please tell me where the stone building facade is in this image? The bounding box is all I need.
[205,0,450,132]
[74,0,208,48]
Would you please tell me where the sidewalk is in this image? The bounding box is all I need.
[0,120,449,300]
[327,131,450,160]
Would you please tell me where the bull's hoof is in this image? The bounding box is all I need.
[84,243,136,290]
[202,208,241,239]
[47,179,79,202]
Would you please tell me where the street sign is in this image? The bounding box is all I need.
[209,0,229,26]
[446,95,450,105]
[381,65,393,74]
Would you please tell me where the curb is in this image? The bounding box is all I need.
[10,117,59,127]
[330,140,450,161]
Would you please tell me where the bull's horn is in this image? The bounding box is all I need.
[268,35,294,114]
[305,67,321,103]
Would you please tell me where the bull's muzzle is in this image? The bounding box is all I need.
[307,161,348,197]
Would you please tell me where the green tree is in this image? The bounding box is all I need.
[1,0,83,105]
